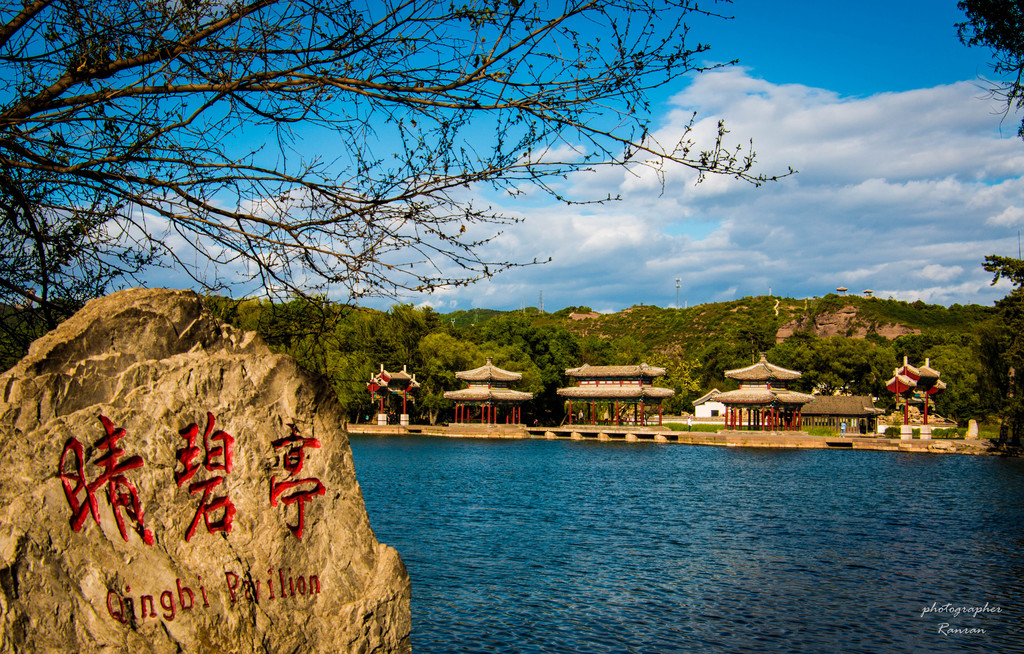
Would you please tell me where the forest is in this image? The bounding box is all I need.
[191,291,1004,430]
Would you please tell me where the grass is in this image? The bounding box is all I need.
[664,422,721,433]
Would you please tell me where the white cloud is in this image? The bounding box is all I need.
[391,69,1024,312]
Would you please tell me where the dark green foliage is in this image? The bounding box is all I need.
[958,1,1024,138]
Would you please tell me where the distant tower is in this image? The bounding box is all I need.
[539,291,544,314]
[675,278,681,309]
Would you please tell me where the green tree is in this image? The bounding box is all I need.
[981,254,1024,445]
[770,335,894,397]
[647,353,702,414]
[958,0,1024,138]
[925,343,984,425]
[417,332,483,425]
[479,313,581,422]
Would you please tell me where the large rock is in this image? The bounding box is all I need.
[0,289,410,653]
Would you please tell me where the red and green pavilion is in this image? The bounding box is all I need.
[714,355,815,431]
[444,358,533,425]
[367,364,420,425]
[556,363,675,426]
[886,356,945,433]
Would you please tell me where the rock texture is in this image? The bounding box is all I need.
[775,305,920,342]
[0,289,410,653]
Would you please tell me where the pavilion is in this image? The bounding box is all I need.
[556,363,675,426]
[714,354,815,431]
[367,364,420,425]
[886,356,946,437]
[444,357,533,425]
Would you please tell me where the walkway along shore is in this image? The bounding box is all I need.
[346,423,1012,456]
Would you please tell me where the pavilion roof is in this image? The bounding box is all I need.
[917,358,941,388]
[443,388,533,402]
[801,395,885,417]
[455,357,523,382]
[713,388,814,406]
[725,354,802,382]
[556,386,674,400]
[564,363,666,379]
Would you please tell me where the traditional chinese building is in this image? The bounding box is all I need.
[714,354,815,431]
[800,395,885,434]
[692,389,726,419]
[886,357,946,437]
[367,364,420,425]
[556,363,674,426]
[444,357,533,424]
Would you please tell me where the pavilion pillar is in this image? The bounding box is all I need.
[615,401,620,426]
[658,402,663,426]
[569,400,573,425]
[640,400,645,426]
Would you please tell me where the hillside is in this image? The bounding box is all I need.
[446,294,995,358]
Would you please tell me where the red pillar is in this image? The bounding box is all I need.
[568,400,573,425]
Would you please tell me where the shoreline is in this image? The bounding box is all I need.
[347,423,1016,456]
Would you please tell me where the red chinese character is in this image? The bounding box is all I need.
[175,412,236,541]
[270,425,325,540]
[57,415,154,545]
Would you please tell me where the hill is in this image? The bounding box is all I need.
[447,293,995,358]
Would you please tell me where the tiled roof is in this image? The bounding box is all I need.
[725,354,802,381]
[801,395,884,416]
[692,389,722,406]
[564,363,666,378]
[712,388,777,404]
[713,388,814,406]
[455,357,523,382]
[443,388,533,402]
[556,386,675,400]
[886,373,916,394]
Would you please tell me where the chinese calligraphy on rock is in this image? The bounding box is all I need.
[59,414,327,544]
[175,412,236,541]
[270,424,325,540]
[58,415,154,545]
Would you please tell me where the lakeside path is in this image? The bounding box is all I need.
[347,423,1012,456]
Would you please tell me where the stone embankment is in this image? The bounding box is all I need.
[348,423,1001,456]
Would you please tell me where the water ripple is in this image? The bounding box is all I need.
[351,437,1024,653]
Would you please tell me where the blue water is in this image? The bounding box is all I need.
[349,436,1024,653]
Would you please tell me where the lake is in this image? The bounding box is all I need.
[349,436,1024,653]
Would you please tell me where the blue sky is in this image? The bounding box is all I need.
[395,0,1024,313]
[145,1,1022,313]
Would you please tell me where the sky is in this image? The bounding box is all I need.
[389,0,1024,313]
